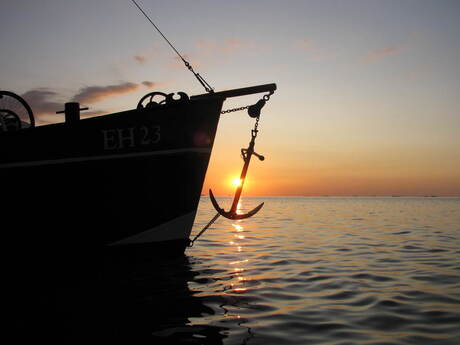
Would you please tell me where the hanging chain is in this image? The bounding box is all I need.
[220,91,273,115]
[253,115,260,137]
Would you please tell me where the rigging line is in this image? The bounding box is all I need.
[189,213,220,247]
[130,0,214,93]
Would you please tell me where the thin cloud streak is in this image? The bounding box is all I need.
[365,47,400,63]
[72,82,140,104]
[141,81,157,88]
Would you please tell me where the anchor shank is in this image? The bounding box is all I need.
[229,140,255,213]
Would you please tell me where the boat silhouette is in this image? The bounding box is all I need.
[0,84,276,269]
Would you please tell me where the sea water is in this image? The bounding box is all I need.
[185,197,460,345]
[11,197,460,344]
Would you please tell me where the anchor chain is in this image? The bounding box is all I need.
[220,105,250,114]
[253,115,260,137]
[220,91,273,115]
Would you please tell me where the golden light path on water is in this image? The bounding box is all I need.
[230,201,248,294]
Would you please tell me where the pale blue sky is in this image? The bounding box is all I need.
[1,0,459,195]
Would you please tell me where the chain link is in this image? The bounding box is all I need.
[251,115,260,139]
[220,105,249,114]
[220,91,273,115]
[254,115,260,131]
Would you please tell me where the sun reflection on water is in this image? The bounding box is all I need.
[232,224,244,232]
[229,218,249,294]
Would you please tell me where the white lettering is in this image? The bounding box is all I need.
[140,125,161,145]
[102,129,118,150]
[151,125,161,144]
[140,125,150,145]
[102,125,161,150]
[117,128,136,148]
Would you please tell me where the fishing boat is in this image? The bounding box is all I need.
[1,1,276,270]
[0,84,275,266]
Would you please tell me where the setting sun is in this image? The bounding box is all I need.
[231,177,242,188]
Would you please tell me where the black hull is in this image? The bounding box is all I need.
[1,97,224,264]
[1,83,277,269]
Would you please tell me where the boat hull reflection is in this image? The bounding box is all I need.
[8,250,227,344]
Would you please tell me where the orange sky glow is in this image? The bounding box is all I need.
[2,1,459,197]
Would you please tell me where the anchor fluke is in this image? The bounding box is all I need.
[209,189,264,220]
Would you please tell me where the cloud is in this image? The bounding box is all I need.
[21,88,63,117]
[19,80,165,124]
[72,82,139,104]
[134,55,147,64]
[142,80,169,89]
[142,81,156,88]
[20,88,102,124]
[365,47,400,63]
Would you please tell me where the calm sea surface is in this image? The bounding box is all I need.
[186,197,460,345]
[12,197,460,344]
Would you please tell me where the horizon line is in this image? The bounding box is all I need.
[201,195,460,198]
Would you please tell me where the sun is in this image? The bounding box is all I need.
[232,177,242,188]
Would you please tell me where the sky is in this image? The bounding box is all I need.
[1,0,459,196]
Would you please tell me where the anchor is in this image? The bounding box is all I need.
[209,117,265,220]
[189,89,275,246]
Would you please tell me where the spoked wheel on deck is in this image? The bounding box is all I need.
[0,91,35,132]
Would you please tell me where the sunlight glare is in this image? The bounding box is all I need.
[232,177,242,188]
[230,259,249,265]
[232,224,244,232]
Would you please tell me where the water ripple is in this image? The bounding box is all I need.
[188,197,460,344]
